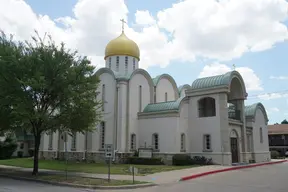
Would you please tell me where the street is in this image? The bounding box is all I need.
[0,162,287,192]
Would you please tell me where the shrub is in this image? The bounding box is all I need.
[17,151,23,158]
[0,136,18,159]
[172,154,214,166]
[28,148,34,157]
[270,150,280,159]
[172,154,191,166]
[190,156,213,165]
[126,157,164,165]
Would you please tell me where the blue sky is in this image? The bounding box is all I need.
[7,0,288,123]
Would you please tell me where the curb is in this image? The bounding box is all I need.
[179,160,287,181]
[0,174,157,190]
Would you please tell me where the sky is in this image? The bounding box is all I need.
[1,0,288,124]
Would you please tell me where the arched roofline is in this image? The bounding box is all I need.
[197,96,216,102]
[178,84,191,96]
[246,102,269,122]
[153,74,179,99]
[224,71,247,99]
[95,67,116,79]
[230,129,239,138]
[129,69,154,103]
[142,96,186,113]
[191,70,247,99]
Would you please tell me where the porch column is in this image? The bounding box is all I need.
[237,99,248,162]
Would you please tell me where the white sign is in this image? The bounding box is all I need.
[139,149,152,158]
[105,144,113,151]
[105,152,112,158]
[105,144,113,159]
[129,166,138,174]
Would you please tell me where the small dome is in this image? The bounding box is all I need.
[104,32,140,60]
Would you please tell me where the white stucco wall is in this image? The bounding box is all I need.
[155,77,178,102]
[105,55,139,74]
[129,72,152,150]
[91,71,116,151]
[253,108,270,162]
[178,101,189,151]
[180,88,187,97]
[188,94,222,153]
[229,124,243,162]
[138,115,180,152]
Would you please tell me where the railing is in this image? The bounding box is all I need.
[228,110,241,121]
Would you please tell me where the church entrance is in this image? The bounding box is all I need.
[230,137,239,163]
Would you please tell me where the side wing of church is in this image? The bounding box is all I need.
[39,30,270,165]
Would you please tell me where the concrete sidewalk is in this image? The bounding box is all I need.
[0,164,229,184]
[1,160,286,185]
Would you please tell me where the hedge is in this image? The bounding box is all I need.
[0,137,18,159]
[125,157,164,165]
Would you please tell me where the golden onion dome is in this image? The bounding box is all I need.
[104,32,140,60]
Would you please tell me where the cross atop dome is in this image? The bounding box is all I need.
[120,18,127,33]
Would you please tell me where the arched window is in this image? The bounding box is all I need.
[48,131,53,150]
[130,133,136,150]
[100,122,105,149]
[116,56,119,71]
[125,56,128,71]
[260,127,263,143]
[152,133,159,150]
[71,132,77,150]
[165,92,168,102]
[198,97,216,117]
[154,87,157,103]
[109,57,111,69]
[102,84,105,111]
[139,85,142,112]
[133,58,136,70]
[181,133,186,151]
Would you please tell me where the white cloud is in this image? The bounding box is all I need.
[135,10,156,26]
[258,92,288,100]
[270,107,280,112]
[0,0,287,69]
[198,63,263,91]
[270,76,288,80]
[267,107,280,115]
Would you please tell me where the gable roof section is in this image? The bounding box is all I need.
[191,71,244,90]
[143,96,185,113]
[178,84,191,95]
[268,124,288,135]
[245,102,268,122]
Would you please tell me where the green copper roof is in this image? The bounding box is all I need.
[228,103,268,121]
[113,71,132,80]
[152,75,161,86]
[245,103,267,119]
[143,97,185,113]
[191,71,237,90]
[178,84,191,95]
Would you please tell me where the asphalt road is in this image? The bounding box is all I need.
[0,162,287,192]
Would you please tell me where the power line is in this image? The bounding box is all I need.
[246,89,288,100]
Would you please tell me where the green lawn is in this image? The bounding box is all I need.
[0,158,196,175]
[38,175,148,186]
[0,169,148,186]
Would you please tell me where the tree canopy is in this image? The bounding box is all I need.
[0,31,102,174]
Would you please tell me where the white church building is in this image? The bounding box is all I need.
[39,29,270,165]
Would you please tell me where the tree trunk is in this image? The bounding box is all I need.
[32,134,41,175]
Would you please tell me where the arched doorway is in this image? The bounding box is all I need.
[230,130,239,163]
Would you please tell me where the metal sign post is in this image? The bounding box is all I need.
[61,132,68,180]
[105,144,113,183]
[129,166,138,184]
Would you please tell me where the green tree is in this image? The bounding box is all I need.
[0,31,102,175]
[281,119,288,124]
